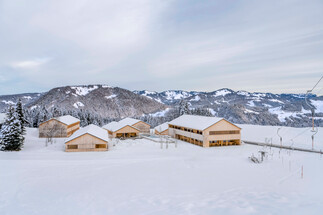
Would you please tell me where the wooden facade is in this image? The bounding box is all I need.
[132,121,150,134]
[39,119,80,138]
[65,133,108,152]
[105,125,140,138]
[155,129,169,135]
[168,116,241,148]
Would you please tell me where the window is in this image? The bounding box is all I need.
[209,130,240,135]
[95,144,107,149]
[67,145,78,149]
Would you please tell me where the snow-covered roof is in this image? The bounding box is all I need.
[169,115,239,131]
[0,113,7,124]
[102,120,139,132]
[66,124,109,143]
[118,117,141,126]
[53,115,80,125]
[154,122,169,132]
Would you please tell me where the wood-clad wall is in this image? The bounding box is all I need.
[65,133,108,152]
[133,121,150,133]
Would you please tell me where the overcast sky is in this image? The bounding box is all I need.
[0,0,323,95]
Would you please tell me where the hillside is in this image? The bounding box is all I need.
[26,85,167,118]
[135,88,323,127]
[1,86,323,127]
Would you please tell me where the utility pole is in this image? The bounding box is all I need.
[277,128,283,148]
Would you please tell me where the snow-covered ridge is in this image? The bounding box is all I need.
[71,86,98,96]
[213,89,232,97]
[2,100,15,105]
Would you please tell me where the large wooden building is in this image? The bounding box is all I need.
[39,115,80,138]
[103,121,140,138]
[117,118,150,134]
[65,124,108,152]
[154,122,169,135]
[168,115,241,148]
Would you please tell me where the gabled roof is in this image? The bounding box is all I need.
[154,122,169,132]
[118,117,141,126]
[40,115,80,126]
[102,120,140,132]
[65,124,109,143]
[169,114,239,131]
[55,115,80,125]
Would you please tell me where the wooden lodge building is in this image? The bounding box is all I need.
[103,121,140,138]
[39,115,80,138]
[65,124,108,152]
[154,122,169,135]
[118,118,151,134]
[168,115,241,148]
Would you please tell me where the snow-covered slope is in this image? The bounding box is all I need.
[0,126,322,215]
[135,88,323,127]
[26,85,167,118]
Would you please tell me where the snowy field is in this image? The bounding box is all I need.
[1,126,323,215]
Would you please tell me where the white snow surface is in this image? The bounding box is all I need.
[118,117,141,126]
[190,95,201,101]
[154,122,169,132]
[73,102,84,108]
[102,120,139,132]
[213,89,232,97]
[165,91,190,100]
[105,94,117,99]
[53,115,80,125]
[310,100,323,113]
[0,113,6,123]
[23,96,32,99]
[71,86,98,96]
[150,108,170,117]
[1,126,323,215]
[269,107,310,122]
[66,124,109,142]
[1,100,15,105]
[169,114,225,130]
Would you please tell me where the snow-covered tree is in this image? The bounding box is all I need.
[15,99,26,135]
[0,106,24,151]
[179,99,190,115]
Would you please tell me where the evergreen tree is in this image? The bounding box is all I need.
[0,106,24,151]
[179,99,190,115]
[15,99,26,135]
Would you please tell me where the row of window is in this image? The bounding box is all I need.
[67,144,107,149]
[209,130,240,135]
[169,125,203,134]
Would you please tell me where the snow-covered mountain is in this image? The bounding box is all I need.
[135,88,323,127]
[25,85,166,118]
[1,86,323,127]
[0,93,42,112]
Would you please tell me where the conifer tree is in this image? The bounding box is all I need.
[15,99,26,135]
[0,106,24,151]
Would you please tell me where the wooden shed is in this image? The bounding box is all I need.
[39,115,80,138]
[65,124,108,152]
[103,121,140,138]
[118,118,150,134]
[154,122,169,135]
[168,115,241,148]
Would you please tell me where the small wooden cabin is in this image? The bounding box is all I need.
[65,124,108,152]
[154,122,169,135]
[118,118,150,134]
[168,115,241,148]
[103,121,140,138]
[39,115,80,138]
